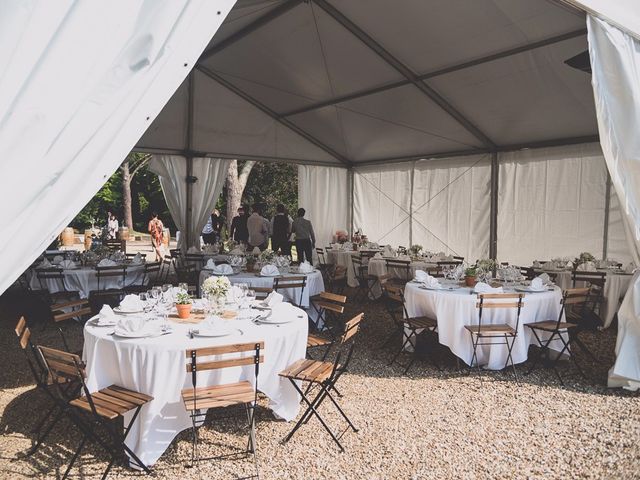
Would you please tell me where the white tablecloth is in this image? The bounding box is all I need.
[83,307,308,466]
[198,270,324,308]
[404,283,564,370]
[534,269,633,327]
[326,249,360,288]
[29,265,145,298]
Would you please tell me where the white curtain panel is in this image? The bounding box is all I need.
[298,165,349,249]
[0,0,235,294]
[587,16,640,389]
[412,155,491,261]
[353,164,412,247]
[497,143,609,266]
[149,156,230,250]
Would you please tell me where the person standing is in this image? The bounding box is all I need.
[247,203,268,251]
[271,203,291,256]
[201,214,215,245]
[107,213,119,240]
[230,206,249,244]
[148,212,164,261]
[292,208,315,263]
[211,209,224,243]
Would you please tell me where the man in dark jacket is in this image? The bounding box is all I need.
[230,206,249,244]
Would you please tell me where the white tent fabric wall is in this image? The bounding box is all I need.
[497,143,610,265]
[353,164,412,247]
[0,0,235,295]
[587,15,640,389]
[412,155,491,261]
[297,165,349,251]
[149,156,231,251]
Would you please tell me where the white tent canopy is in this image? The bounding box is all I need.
[2,1,640,388]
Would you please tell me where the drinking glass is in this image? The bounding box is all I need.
[246,289,256,307]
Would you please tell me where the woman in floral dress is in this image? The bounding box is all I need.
[148,212,164,261]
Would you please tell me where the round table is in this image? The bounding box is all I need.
[198,269,324,308]
[367,258,438,298]
[83,306,308,466]
[533,268,633,328]
[403,282,564,369]
[29,264,145,298]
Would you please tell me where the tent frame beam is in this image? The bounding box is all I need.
[354,135,599,167]
[311,0,496,150]
[489,153,499,260]
[196,65,352,166]
[184,72,196,250]
[199,0,302,61]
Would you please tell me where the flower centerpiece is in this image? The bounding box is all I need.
[201,275,231,309]
[335,229,348,244]
[244,253,257,272]
[574,252,595,268]
[464,266,478,287]
[409,244,423,258]
[175,291,193,319]
[259,249,276,265]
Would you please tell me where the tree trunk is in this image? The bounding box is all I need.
[226,159,255,230]
[122,161,133,229]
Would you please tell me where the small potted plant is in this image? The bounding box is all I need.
[464,266,478,287]
[175,292,193,319]
[244,253,257,272]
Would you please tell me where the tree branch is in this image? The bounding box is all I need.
[238,160,255,190]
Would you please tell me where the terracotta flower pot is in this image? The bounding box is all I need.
[464,275,477,287]
[176,303,192,319]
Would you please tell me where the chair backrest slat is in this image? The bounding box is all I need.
[340,313,363,344]
[186,341,265,359]
[15,316,26,337]
[319,291,347,303]
[189,355,265,372]
[39,346,84,380]
[314,300,345,314]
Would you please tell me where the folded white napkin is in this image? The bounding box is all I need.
[542,261,554,270]
[533,261,541,268]
[373,252,383,259]
[397,254,411,261]
[130,253,143,265]
[97,258,117,267]
[474,282,504,293]
[625,262,636,274]
[230,247,244,255]
[59,259,76,269]
[205,258,216,269]
[537,273,551,285]
[97,305,118,325]
[264,291,283,307]
[382,246,395,257]
[260,264,279,276]
[566,261,574,269]
[530,277,546,291]
[119,294,144,312]
[52,255,64,264]
[252,247,261,255]
[414,270,429,283]
[213,263,233,275]
[299,261,314,273]
[38,258,52,268]
[577,261,596,272]
[116,316,146,333]
[187,246,199,254]
[269,301,294,321]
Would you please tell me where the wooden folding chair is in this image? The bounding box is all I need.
[124,261,160,293]
[351,256,378,301]
[104,238,126,253]
[125,253,146,260]
[160,255,175,284]
[385,258,412,286]
[307,292,347,361]
[274,275,307,307]
[36,267,80,304]
[176,263,199,296]
[326,264,347,294]
[182,342,264,476]
[15,318,81,456]
[463,293,524,382]
[279,313,363,452]
[49,299,91,353]
[184,253,206,271]
[382,284,439,374]
[526,287,598,384]
[38,346,152,479]
[95,265,127,291]
[253,287,273,301]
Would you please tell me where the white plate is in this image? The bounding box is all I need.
[257,316,294,324]
[192,328,232,337]
[114,306,144,314]
[113,328,160,338]
[418,285,443,291]
[89,317,117,327]
[514,286,547,293]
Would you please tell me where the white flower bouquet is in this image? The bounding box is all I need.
[201,275,231,298]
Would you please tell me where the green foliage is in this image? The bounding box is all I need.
[70,169,122,230]
[130,165,175,232]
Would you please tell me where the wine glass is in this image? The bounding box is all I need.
[246,289,256,308]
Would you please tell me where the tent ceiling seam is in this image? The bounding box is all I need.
[196,65,352,166]
[278,28,587,118]
[310,0,496,150]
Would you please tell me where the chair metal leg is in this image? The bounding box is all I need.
[62,434,87,480]
[504,334,519,384]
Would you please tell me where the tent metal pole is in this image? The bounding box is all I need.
[280,28,587,118]
[603,170,611,259]
[349,169,355,236]
[409,162,415,246]
[489,153,499,260]
[311,0,496,150]
[184,72,195,250]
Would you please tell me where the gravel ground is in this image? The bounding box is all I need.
[1,287,639,479]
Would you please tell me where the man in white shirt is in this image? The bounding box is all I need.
[247,203,269,251]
